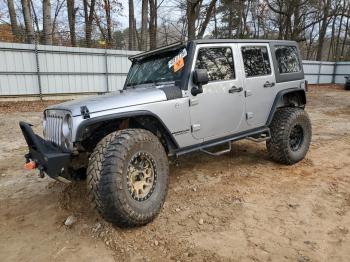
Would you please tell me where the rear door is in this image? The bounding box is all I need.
[238,44,276,127]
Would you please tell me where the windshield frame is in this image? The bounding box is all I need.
[124,42,194,90]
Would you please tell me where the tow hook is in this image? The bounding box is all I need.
[38,166,45,178]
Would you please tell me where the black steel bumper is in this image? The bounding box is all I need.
[19,121,71,178]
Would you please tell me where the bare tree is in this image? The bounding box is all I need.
[141,0,148,50]
[103,0,113,46]
[83,0,96,47]
[67,0,77,46]
[129,0,135,50]
[316,0,331,61]
[21,0,35,44]
[6,0,21,39]
[30,0,40,32]
[186,0,201,40]
[43,0,53,44]
[197,0,217,39]
[149,0,158,50]
[334,0,347,60]
[340,4,350,60]
[51,0,65,36]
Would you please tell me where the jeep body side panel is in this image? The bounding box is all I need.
[74,97,198,148]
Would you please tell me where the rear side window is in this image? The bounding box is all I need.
[195,47,235,82]
[241,46,271,77]
[275,46,301,74]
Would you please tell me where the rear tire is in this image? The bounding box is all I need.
[87,129,169,227]
[267,107,312,165]
[345,81,350,90]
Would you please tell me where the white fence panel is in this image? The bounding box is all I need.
[0,42,349,97]
[0,42,139,96]
[302,60,349,84]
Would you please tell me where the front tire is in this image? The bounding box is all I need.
[87,129,169,227]
[267,108,312,165]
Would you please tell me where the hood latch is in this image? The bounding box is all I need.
[80,106,90,119]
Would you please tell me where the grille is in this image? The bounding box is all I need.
[44,111,64,147]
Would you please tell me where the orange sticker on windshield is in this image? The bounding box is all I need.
[173,57,184,73]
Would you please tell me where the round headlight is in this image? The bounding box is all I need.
[62,114,73,139]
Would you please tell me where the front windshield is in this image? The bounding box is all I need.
[126,48,188,87]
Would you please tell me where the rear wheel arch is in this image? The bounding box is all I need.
[267,88,306,126]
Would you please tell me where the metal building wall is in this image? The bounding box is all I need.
[0,42,349,97]
[303,60,350,84]
[0,42,139,96]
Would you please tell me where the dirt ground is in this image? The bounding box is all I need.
[0,85,349,262]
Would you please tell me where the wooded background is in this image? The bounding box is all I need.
[0,0,350,61]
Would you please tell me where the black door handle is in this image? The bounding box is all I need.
[229,86,243,93]
[263,81,275,88]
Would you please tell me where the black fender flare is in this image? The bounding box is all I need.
[266,88,306,126]
[75,110,179,149]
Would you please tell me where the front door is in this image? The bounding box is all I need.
[189,44,245,141]
[238,43,276,127]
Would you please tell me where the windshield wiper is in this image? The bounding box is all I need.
[143,80,174,86]
[126,80,174,89]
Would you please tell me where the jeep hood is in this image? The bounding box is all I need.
[47,87,167,116]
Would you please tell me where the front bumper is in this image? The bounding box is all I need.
[19,121,71,178]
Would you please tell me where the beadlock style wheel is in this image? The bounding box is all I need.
[87,129,169,227]
[127,152,157,201]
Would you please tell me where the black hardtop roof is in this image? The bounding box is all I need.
[129,39,298,60]
[192,39,297,45]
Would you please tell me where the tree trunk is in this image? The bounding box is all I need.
[327,17,336,61]
[43,0,52,45]
[187,0,200,40]
[340,6,350,60]
[103,0,112,46]
[149,0,157,50]
[197,0,217,39]
[30,0,40,32]
[213,4,218,38]
[316,0,331,61]
[141,0,148,51]
[306,22,316,60]
[227,3,233,38]
[21,0,34,44]
[67,0,76,46]
[335,2,345,60]
[51,0,65,37]
[83,0,96,47]
[128,0,135,50]
[7,0,20,39]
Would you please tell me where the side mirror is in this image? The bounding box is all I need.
[191,69,209,96]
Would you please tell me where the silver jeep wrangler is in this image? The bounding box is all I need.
[20,40,311,227]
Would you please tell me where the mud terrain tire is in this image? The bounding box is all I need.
[267,108,312,165]
[87,129,169,227]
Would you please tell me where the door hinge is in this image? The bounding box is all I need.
[191,124,201,132]
[246,112,254,119]
[189,98,199,106]
[245,90,252,97]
